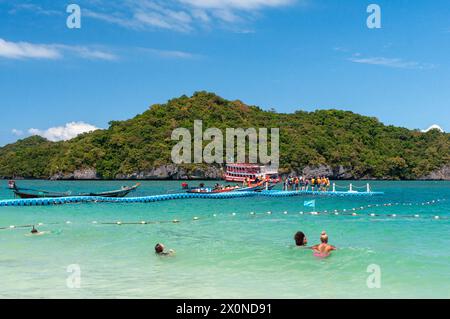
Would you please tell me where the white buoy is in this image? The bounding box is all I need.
[267,211,272,215]
[173,219,180,223]
[283,211,288,215]
[250,212,255,216]
[414,215,420,218]
[141,221,146,224]
[370,213,375,217]
[9,225,15,229]
[334,212,339,216]
[193,217,199,220]
[117,221,122,225]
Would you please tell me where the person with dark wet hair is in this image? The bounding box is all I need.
[294,231,308,246]
[155,243,175,256]
[31,226,39,234]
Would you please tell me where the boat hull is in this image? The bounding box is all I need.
[12,184,140,199]
[13,191,70,199]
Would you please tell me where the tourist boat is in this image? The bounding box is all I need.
[10,181,141,199]
[224,163,280,183]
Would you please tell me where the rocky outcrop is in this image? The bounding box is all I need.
[419,165,450,180]
[301,165,333,178]
[51,168,100,180]
[296,165,355,179]
[74,168,99,179]
[115,165,188,180]
[115,165,223,180]
[332,165,355,179]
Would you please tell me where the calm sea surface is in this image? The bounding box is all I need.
[0,180,449,298]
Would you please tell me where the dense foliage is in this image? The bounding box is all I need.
[1,92,448,179]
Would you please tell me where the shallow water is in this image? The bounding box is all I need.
[0,180,449,298]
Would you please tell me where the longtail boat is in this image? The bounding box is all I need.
[186,185,240,194]
[236,180,278,192]
[10,181,140,199]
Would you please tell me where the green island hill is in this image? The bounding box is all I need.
[1,91,449,181]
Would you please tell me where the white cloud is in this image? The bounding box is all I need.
[349,56,435,70]
[56,45,118,61]
[83,9,137,29]
[421,124,445,133]
[82,0,296,32]
[0,38,118,61]
[180,0,294,10]
[11,129,24,136]
[0,38,61,60]
[191,9,210,23]
[8,3,62,16]
[28,122,100,142]
[84,3,195,32]
[134,10,193,32]
[212,9,240,23]
[140,48,199,59]
[7,0,297,33]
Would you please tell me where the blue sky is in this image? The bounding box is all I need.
[1,0,449,145]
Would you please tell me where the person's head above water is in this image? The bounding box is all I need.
[155,243,165,254]
[31,226,38,234]
[294,231,307,246]
[320,231,329,243]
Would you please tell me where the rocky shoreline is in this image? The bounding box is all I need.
[3,164,449,181]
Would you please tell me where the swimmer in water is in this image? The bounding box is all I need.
[27,225,49,236]
[154,243,175,256]
[294,231,308,247]
[311,231,336,256]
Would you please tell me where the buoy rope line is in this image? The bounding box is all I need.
[0,189,386,208]
[0,199,448,231]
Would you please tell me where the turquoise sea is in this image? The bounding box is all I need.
[0,180,449,299]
